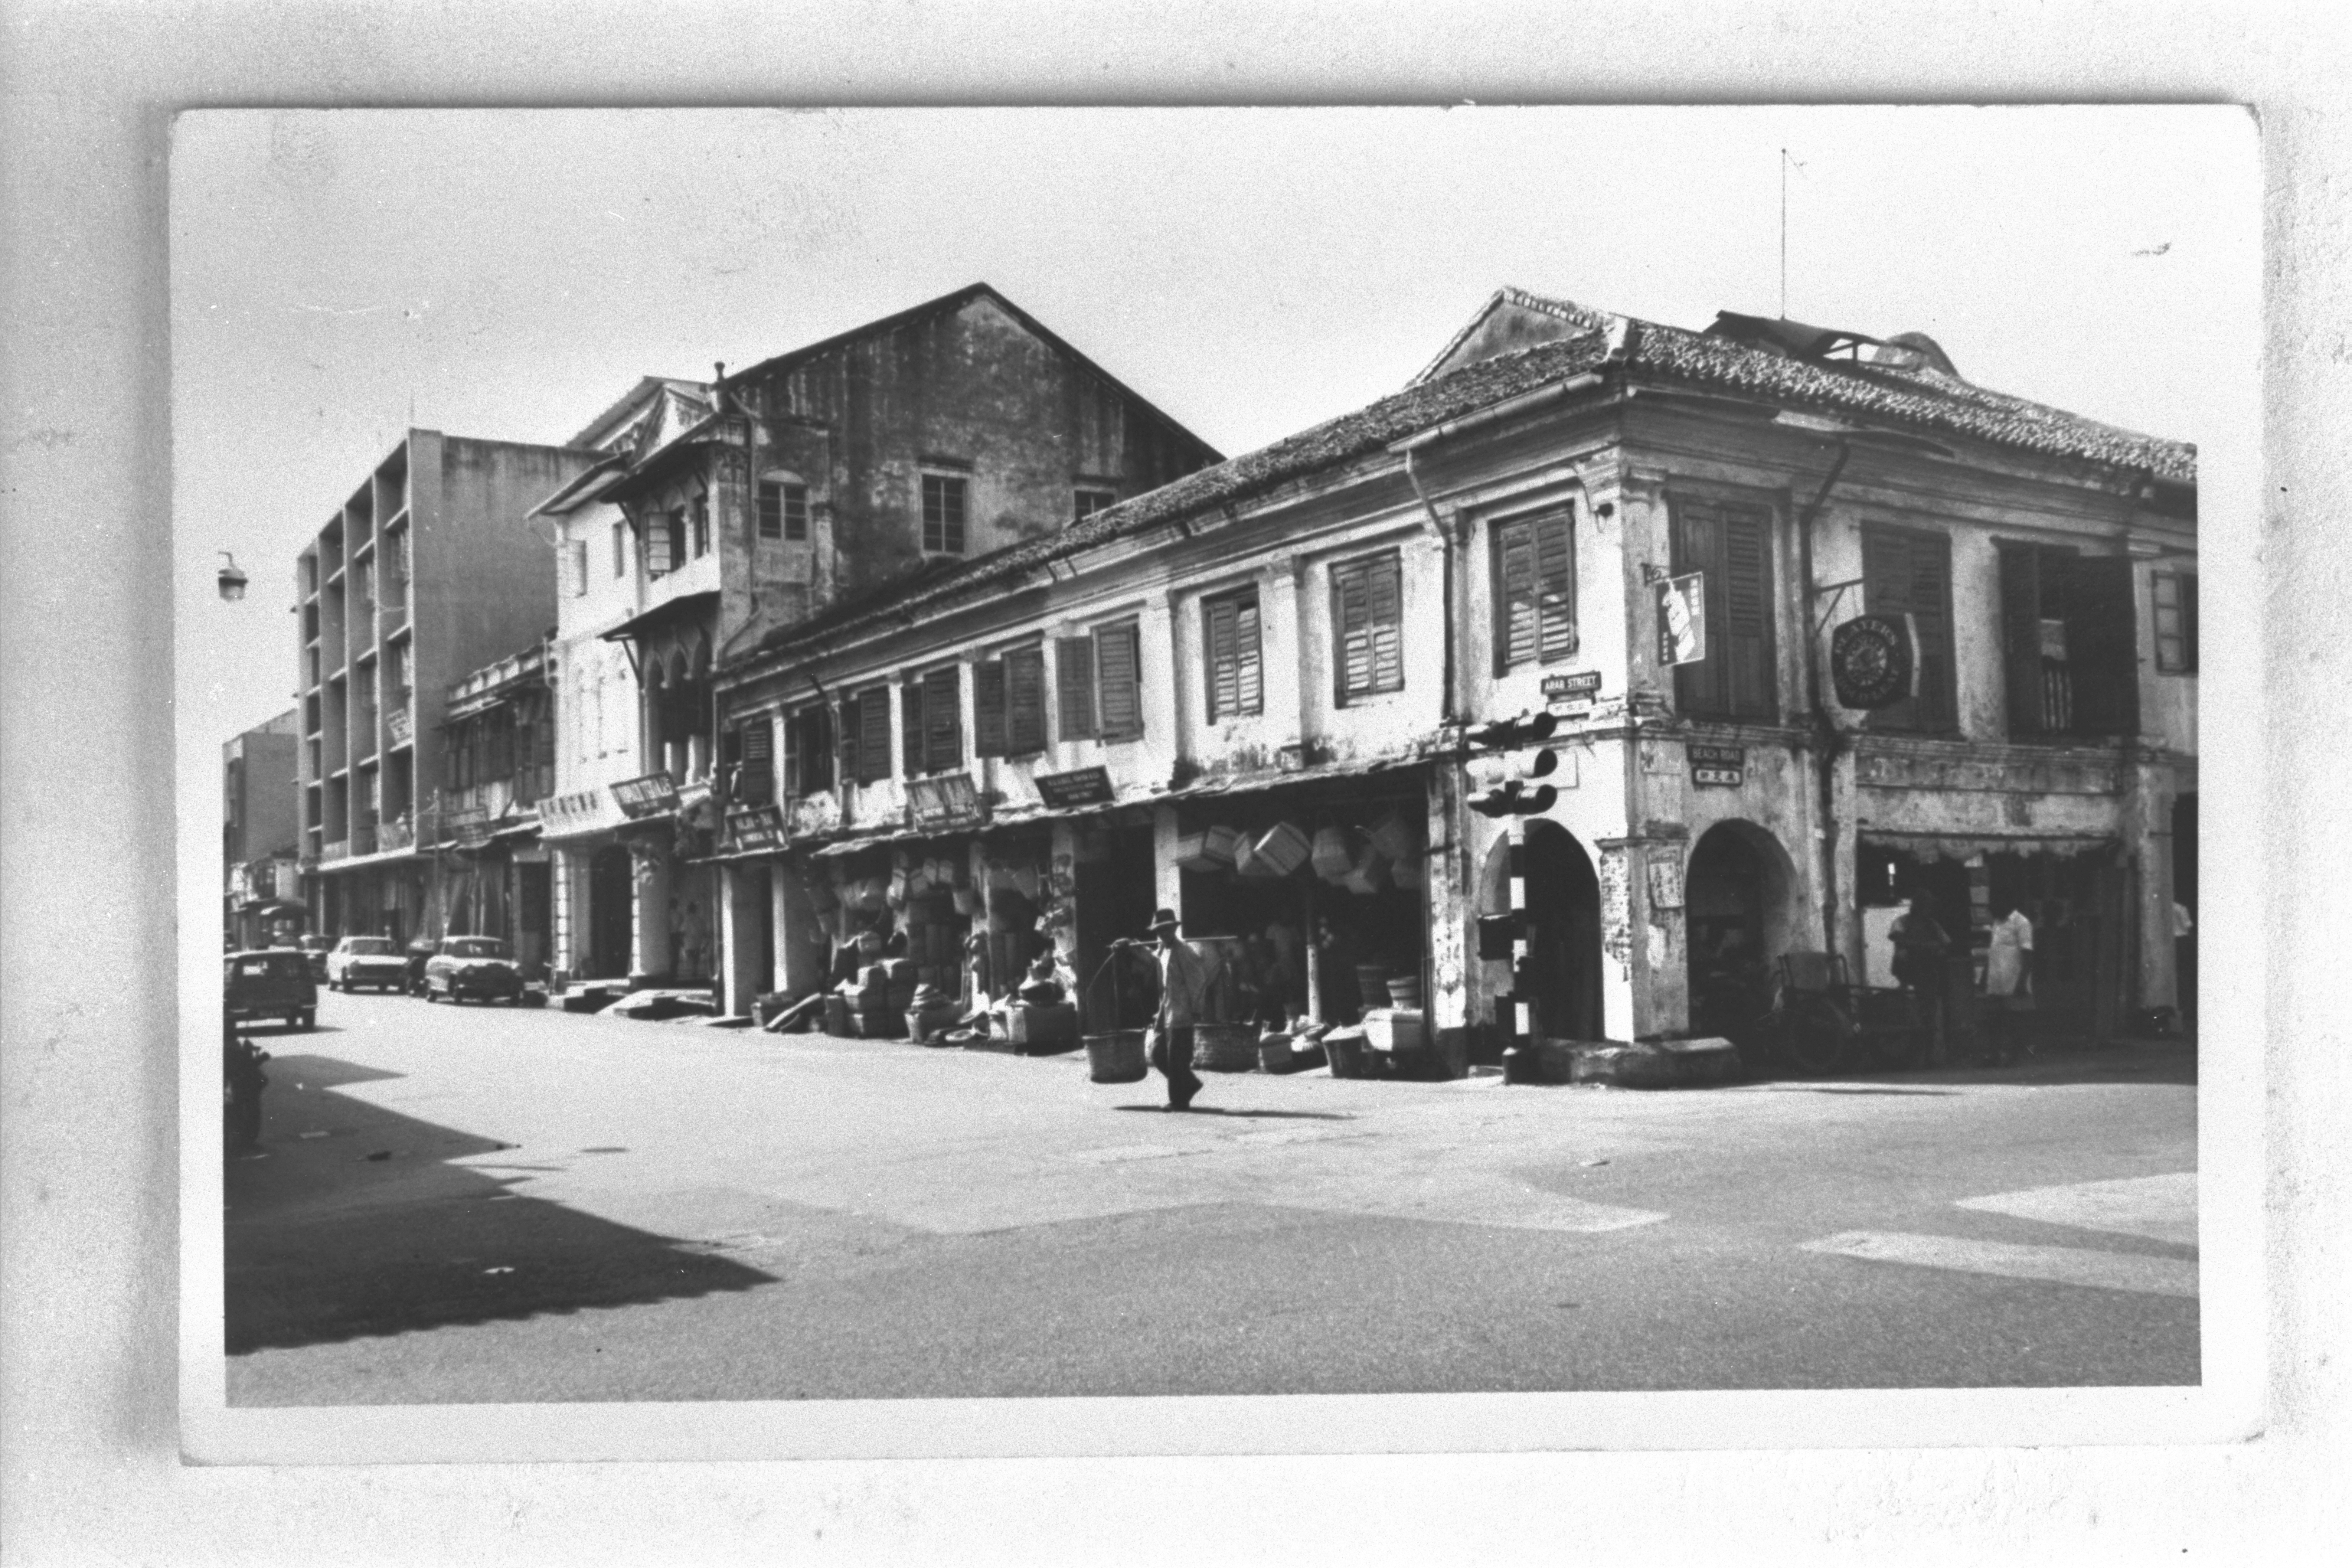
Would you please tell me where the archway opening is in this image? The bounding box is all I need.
[1686,819,1800,1037]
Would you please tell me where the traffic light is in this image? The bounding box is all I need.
[1465,711,1561,818]
[1475,911,1526,962]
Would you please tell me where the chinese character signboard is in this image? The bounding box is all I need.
[1646,856,1685,910]
[726,805,789,853]
[1657,573,1706,667]
[1540,669,1604,715]
[906,773,987,830]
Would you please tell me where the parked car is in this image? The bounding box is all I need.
[295,933,335,981]
[325,935,408,992]
[423,936,525,1004]
[225,948,318,1031]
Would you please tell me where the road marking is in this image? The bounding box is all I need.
[1954,1171,2197,1247]
[1801,1230,2197,1298]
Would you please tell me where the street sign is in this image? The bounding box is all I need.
[1034,766,1115,809]
[1540,670,1603,701]
[1657,572,1707,666]
[1690,743,1745,787]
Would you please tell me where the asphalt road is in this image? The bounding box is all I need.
[224,990,2199,1405]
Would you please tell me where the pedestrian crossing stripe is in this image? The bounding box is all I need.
[1954,1171,2197,1248]
[1800,1230,2197,1298]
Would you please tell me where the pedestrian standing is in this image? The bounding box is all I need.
[1890,895,1953,1065]
[1981,897,2036,1067]
[1146,907,1209,1112]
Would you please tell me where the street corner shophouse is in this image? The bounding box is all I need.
[701,291,2196,1068]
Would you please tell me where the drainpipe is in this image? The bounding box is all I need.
[1400,449,1459,728]
[1797,441,1853,955]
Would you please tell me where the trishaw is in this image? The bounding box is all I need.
[1702,950,1931,1076]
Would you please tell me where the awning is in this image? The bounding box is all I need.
[599,590,720,645]
[1859,829,2117,863]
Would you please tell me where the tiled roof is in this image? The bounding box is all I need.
[731,329,1617,672]
[730,292,2195,678]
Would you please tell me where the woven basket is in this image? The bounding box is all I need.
[1086,1029,1149,1083]
[1193,1023,1260,1073]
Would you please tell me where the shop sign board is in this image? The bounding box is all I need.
[1541,668,1604,717]
[1690,743,1745,788]
[1034,766,1115,809]
[510,843,550,864]
[907,773,987,830]
[445,805,495,848]
[1830,612,1918,710]
[612,773,681,820]
[1656,573,1707,667]
[1646,857,1685,910]
[726,804,789,853]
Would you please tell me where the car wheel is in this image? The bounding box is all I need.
[296,1010,315,1031]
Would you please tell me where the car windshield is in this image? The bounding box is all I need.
[300,937,332,951]
[446,939,507,959]
[229,955,304,978]
[343,938,395,955]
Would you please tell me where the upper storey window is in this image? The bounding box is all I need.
[1669,495,1777,722]
[1203,587,1263,722]
[922,474,968,554]
[1491,506,1576,674]
[759,477,809,541]
[1860,523,1957,733]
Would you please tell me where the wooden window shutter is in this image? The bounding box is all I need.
[1234,595,1263,714]
[923,665,962,773]
[1909,533,1955,730]
[1494,518,1538,672]
[900,678,926,777]
[1535,513,1576,662]
[1334,561,1373,701]
[1096,622,1142,739]
[776,712,797,797]
[973,659,1009,757]
[1367,553,1403,691]
[2181,573,2197,672]
[1997,541,2047,737]
[837,694,861,782]
[1205,597,1237,720]
[859,687,893,784]
[1670,498,1726,717]
[1057,636,1096,740]
[1006,646,1047,755]
[1720,505,1774,719]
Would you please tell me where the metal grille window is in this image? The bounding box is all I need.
[1491,508,1576,672]
[1202,589,1263,721]
[2153,570,2197,673]
[1669,496,1777,721]
[901,665,964,776]
[1331,551,1405,704]
[922,475,967,554]
[1860,523,1957,732]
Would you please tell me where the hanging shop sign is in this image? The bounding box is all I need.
[1656,572,1707,667]
[1034,766,1115,809]
[906,773,988,831]
[612,773,682,820]
[725,804,789,854]
[1646,857,1685,910]
[1689,743,1746,788]
[386,707,413,746]
[1830,612,1919,710]
[445,805,497,848]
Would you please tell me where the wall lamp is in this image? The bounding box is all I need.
[217,552,250,603]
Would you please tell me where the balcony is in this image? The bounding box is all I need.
[349,825,377,857]
[322,838,351,864]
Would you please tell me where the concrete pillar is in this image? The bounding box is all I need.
[2132,763,2180,1012]
[720,861,769,1016]
[632,847,671,984]
[1424,767,1471,1040]
[1152,805,1183,917]
[1595,841,1640,1042]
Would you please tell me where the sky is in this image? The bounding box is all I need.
[172,105,2257,740]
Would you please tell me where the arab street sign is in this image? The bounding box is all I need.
[1831,612,1919,710]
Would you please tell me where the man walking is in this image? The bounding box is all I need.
[1890,894,1953,1065]
[1147,907,1209,1112]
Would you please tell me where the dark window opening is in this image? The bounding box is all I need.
[1074,488,1116,521]
[1998,542,2141,740]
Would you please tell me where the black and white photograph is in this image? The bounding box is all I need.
[173,103,2259,1457]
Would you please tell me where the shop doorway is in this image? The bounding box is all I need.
[1984,848,2125,1043]
[1687,820,1804,1037]
[587,844,634,978]
[516,861,551,972]
[1076,826,1161,1031]
[1491,821,1603,1044]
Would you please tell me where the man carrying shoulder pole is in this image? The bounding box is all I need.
[1145,907,1208,1112]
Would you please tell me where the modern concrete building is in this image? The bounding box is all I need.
[527,286,1221,996]
[707,288,2196,1064]
[223,707,302,948]
[294,430,596,946]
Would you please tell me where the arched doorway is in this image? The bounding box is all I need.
[589,844,634,979]
[1685,820,1799,1035]
[1484,822,1605,1044]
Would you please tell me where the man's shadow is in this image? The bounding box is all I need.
[1112,1105,1352,1120]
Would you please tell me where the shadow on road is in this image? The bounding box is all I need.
[1108,1104,1354,1120]
[226,1054,773,1357]
[1743,1040,2198,1093]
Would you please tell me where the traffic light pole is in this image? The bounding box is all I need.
[1497,818,1539,1083]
